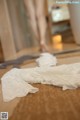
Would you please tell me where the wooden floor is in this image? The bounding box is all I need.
[10,85,80,120]
[0,50,80,120]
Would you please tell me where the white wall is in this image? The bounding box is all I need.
[68,5,80,45]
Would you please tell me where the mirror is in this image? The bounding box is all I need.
[47,0,80,54]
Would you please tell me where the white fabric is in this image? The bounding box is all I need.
[1,63,80,102]
[36,53,57,67]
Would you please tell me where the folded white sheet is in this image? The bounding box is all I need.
[1,63,80,102]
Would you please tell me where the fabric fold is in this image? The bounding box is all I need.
[1,68,39,102]
[1,63,80,102]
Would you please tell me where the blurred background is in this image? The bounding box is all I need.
[0,0,80,62]
[1,1,80,119]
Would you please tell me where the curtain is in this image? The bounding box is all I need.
[7,0,38,52]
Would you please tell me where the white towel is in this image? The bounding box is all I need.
[36,53,57,66]
[1,63,80,102]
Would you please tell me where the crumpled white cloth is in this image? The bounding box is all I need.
[36,53,57,67]
[1,63,80,102]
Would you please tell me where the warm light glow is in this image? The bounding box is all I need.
[52,35,63,51]
[53,43,63,51]
[52,35,62,43]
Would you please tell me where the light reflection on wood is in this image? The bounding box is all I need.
[52,35,63,51]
